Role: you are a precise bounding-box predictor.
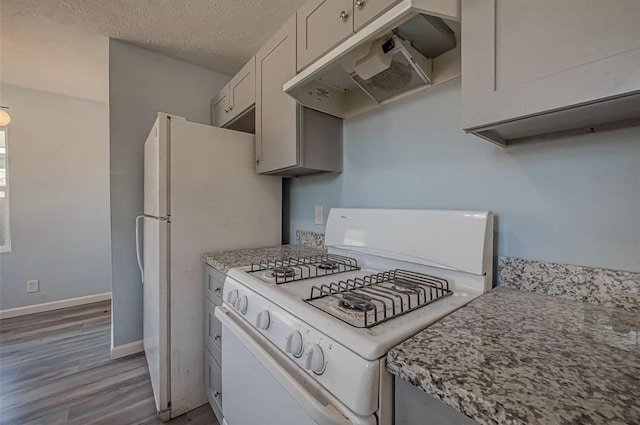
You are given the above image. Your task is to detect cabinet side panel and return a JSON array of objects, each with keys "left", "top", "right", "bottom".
[
  {"left": 256, "top": 16, "right": 300, "bottom": 173},
  {"left": 301, "top": 107, "right": 343, "bottom": 172}
]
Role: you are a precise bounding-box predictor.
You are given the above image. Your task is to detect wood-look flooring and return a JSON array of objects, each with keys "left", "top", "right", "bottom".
[{"left": 0, "top": 301, "right": 218, "bottom": 425}]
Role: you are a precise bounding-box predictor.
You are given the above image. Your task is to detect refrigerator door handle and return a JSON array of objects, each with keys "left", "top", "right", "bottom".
[{"left": 135, "top": 215, "right": 145, "bottom": 283}]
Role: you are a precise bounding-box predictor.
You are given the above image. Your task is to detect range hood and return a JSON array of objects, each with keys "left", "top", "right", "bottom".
[
  {"left": 349, "top": 33, "right": 434, "bottom": 103},
  {"left": 283, "top": 0, "right": 460, "bottom": 119}
]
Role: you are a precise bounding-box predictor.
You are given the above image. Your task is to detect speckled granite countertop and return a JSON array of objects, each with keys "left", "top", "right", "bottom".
[
  {"left": 202, "top": 245, "right": 325, "bottom": 273},
  {"left": 388, "top": 287, "right": 640, "bottom": 425}
]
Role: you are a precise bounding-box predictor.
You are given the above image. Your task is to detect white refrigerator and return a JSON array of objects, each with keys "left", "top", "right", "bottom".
[{"left": 136, "top": 113, "right": 281, "bottom": 419}]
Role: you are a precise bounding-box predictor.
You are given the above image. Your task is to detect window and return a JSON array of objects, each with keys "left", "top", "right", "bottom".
[{"left": 0, "top": 128, "right": 10, "bottom": 252}]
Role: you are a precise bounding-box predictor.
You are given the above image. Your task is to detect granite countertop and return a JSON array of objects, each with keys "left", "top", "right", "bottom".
[
  {"left": 387, "top": 286, "right": 640, "bottom": 425},
  {"left": 202, "top": 244, "right": 326, "bottom": 273}
]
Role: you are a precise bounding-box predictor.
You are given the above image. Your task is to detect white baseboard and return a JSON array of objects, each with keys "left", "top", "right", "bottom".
[
  {"left": 110, "top": 339, "right": 144, "bottom": 360},
  {"left": 0, "top": 292, "right": 112, "bottom": 320}
]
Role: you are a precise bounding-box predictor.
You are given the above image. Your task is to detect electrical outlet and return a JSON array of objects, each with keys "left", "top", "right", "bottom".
[
  {"left": 27, "top": 280, "right": 39, "bottom": 293},
  {"left": 314, "top": 205, "right": 324, "bottom": 225}
]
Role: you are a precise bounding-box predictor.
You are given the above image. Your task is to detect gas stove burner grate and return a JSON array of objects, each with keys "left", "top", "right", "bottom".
[
  {"left": 271, "top": 267, "right": 296, "bottom": 279},
  {"left": 339, "top": 293, "right": 376, "bottom": 312},
  {"left": 317, "top": 260, "right": 340, "bottom": 270},
  {"left": 305, "top": 270, "right": 452, "bottom": 328},
  {"left": 249, "top": 254, "right": 360, "bottom": 284}
]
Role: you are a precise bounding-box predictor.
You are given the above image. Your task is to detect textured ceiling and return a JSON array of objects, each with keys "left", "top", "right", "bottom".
[{"left": 1, "top": 0, "right": 306, "bottom": 75}]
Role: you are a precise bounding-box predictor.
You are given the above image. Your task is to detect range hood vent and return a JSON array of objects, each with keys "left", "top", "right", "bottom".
[
  {"left": 284, "top": 0, "right": 461, "bottom": 119},
  {"left": 349, "top": 34, "right": 433, "bottom": 103},
  {"left": 395, "top": 13, "right": 456, "bottom": 58}
]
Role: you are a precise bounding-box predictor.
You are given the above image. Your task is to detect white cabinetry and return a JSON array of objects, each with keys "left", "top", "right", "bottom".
[
  {"left": 353, "top": 0, "right": 400, "bottom": 31},
  {"left": 297, "top": 0, "right": 354, "bottom": 71},
  {"left": 228, "top": 57, "right": 256, "bottom": 120},
  {"left": 296, "top": 0, "right": 400, "bottom": 71},
  {"left": 211, "top": 57, "right": 256, "bottom": 132},
  {"left": 462, "top": 0, "right": 640, "bottom": 145},
  {"left": 256, "top": 16, "right": 299, "bottom": 173},
  {"left": 256, "top": 15, "right": 343, "bottom": 176},
  {"left": 211, "top": 85, "right": 230, "bottom": 128},
  {"left": 203, "top": 264, "right": 225, "bottom": 423}
]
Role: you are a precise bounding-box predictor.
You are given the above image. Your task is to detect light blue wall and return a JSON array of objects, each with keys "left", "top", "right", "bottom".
[
  {"left": 286, "top": 80, "right": 640, "bottom": 273},
  {"left": 109, "top": 41, "right": 230, "bottom": 347},
  {"left": 0, "top": 85, "right": 112, "bottom": 310}
]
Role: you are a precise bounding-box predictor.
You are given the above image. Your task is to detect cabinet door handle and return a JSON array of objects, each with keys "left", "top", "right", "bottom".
[
  {"left": 214, "top": 334, "right": 221, "bottom": 341},
  {"left": 214, "top": 286, "right": 221, "bottom": 293},
  {"left": 224, "top": 107, "right": 229, "bottom": 113},
  {"left": 214, "top": 391, "right": 221, "bottom": 398},
  {"left": 339, "top": 10, "right": 349, "bottom": 21},
  {"left": 355, "top": 0, "right": 365, "bottom": 9}
]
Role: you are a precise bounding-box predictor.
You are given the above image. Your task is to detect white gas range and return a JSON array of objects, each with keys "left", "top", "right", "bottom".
[{"left": 215, "top": 208, "right": 493, "bottom": 425}]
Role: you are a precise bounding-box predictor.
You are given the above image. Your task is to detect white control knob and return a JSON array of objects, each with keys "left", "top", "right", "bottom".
[
  {"left": 255, "top": 310, "right": 270, "bottom": 330},
  {"left": 285, "top": 331, "right": 303, "bottom": 357},
  {"left": 304, "top": 344, "right": 325, "bottom": 374},
  {"left": 235, "top": 295, "right": 248, "bottom": 314},
  {"left": 226, "top": 289, "right": 238, "bottom": 305}
]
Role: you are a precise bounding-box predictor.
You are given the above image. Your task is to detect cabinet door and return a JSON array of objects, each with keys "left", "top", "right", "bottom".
[
  {"left": 205, "top": 298, "right": 222, "bottom": 365},
  {"left": 297, "top": 0, "right": 354, "bottom": 71},
  {"left": 211, "top": 84, "right": 230, "bottom": 127},
  {"left": 462, "top": 0, "right": 640, "bottom": 132},
  {"left": 256, "top": 16, "right": 299, "bottom": 174},
  {"left": 228, "top": 56, "right": 256, "bottom": 122},
  {"left": 204, "top": 264, "right": 225, "bottom": 305},
  {"left": 205, "top": 348, "right": 223, "bottom": 423},
  {"left": 353, "top": 0, "right": 399, "bottom": 31}
]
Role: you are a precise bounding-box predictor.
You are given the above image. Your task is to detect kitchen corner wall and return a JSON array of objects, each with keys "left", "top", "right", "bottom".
[
  {"left": 285, "top": 80, "right": 640, "bottom": 273},
  {"left": 109, "top": 40, "right": 230, "bottom": 347}
]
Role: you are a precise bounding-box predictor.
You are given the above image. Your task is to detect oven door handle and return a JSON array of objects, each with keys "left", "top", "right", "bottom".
[{"left": 216, "top": 306, "right": 353, "bottom": 425}]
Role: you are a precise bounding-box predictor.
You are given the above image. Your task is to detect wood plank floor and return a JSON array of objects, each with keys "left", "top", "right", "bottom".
[{"left": 0, "top": 301, "right": 218, "bottom": 425}]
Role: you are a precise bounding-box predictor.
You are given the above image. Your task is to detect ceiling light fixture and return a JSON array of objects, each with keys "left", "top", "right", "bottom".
[{"left": 0, "top": 107, "right": 10, "bottom": 126}]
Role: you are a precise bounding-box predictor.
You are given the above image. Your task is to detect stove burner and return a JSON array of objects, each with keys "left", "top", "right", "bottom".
[
  {"left": 317, "top": 260, "right": 339, "bottom": 270},
  {"left": 339, "top": 293, "right": 375, "bottom": 312},
  {"left": 390, "top": 280, "right": 420, "bottom": 293},
  {"left": 306, "top": 270, "right": 452, "bottom": 328},
  {"left": 271, "top": 267, "right": 295, "bottom": 279}
]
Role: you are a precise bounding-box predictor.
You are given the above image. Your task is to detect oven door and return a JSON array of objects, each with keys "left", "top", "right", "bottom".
[{"left": 215, "top": 306, "right": 377, "bottom": 425}]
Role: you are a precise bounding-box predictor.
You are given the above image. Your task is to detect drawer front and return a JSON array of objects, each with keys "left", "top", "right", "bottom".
[
  {"left": 204, "top": 264, "right": 225, "bottom": 305},
  {"left": 205, "top": 298, "right": 222, "bottom": 365},
  {"left": 205, "top": 348, "right": 223, "bottom": 422}
]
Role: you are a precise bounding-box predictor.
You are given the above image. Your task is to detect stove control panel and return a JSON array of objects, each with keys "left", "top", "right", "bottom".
[{"left": 222, "top": 276, "right": 380, "bottom": 416}]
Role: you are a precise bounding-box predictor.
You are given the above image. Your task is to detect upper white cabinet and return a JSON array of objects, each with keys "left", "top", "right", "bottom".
[
  {"left": 211, "top": 85, "right": 230, "bottom": 127},
  {"left": 297, "top": 0, "right": 355, "bottom": 72},
  {"left": 462, "top": 0, "right": 640, "bottom": 145},
  {"left": 229, "top": 56, "right": 256, "bottom": 120},
  {"left": 353, "top": 0, "right": 400, "bottom": 31},
  {"left": 256, "top": 15, "right": 344, "bottom": 176},
  {"left": 256, "top": 16, "right": 300, "bottom": 173},
  {"left": 211, "top": 57, "right": 256, "bottom": 132},
  {"left": 228, "top": 57, "right": 256, "bottom": 120}
]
